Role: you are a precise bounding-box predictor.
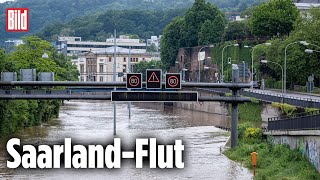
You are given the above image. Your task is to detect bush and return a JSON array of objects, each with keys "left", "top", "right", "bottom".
[
  {"left": 244, "top": 127, "right": 262, "bottom": 143},
  {"left": 272, "top": 102, "right": 297, "bottom": 116}
]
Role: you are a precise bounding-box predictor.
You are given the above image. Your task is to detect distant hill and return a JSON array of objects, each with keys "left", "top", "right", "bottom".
[{"left": 0, "top": 0, "right": 265, "bottom": 44}]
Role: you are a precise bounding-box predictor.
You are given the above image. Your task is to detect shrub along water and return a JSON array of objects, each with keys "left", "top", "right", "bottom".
[{"left": 0, "top": 36, "right": 79, "bottom": 137}]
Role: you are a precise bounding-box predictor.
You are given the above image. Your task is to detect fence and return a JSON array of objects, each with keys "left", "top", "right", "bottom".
[{"left": 268, "top": 110, "right": 320, "bottom": 131}]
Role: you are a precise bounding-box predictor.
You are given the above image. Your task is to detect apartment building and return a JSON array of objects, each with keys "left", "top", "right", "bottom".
[
  {"left": 72, "top": 46, "right": 160, "bottom": 82},
  {"left": 54, "top": 36, "right": 147, "bottom": 56}
]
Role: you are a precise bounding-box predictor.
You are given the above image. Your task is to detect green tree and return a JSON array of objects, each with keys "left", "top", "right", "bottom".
[
  {"left": 250, "top": 0, "right": 299, "bottom": 37},
  {"left": 160, "top": 17, "right": 185, "bottom": 69},
  {"left": 184, "top": 0, "right": 226, "bottom": 47},
  {"left": 223, "top": 20, "right": 251, "bottom": 41},
  {"left": 198, "top": 15, "right": 225, "bottom": 45},
  {"left": 260, "top": 8, "right": 320, "bottom": 88},
  {"left": 133, "top": 60, "right": 163, "bottom": 80}
]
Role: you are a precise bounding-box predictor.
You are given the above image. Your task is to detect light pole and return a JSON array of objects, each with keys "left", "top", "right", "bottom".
[
  {"left": 305, "top": 49, "right": 320, "bottom": 54},
  {"left": 284, "top": 41, "right": 308, "bottom": 94},
  {"left": 198, "top": 45, "right": 214, "bottom": 82},
  {"left": 221, "top": 43, "right": 239, "bottom": 82},
  {"left": 261, "top": 60, "right": 284, "bottom": 102},
  {"left": 249, "top": 43, "right": 272, "bottom": 87}
]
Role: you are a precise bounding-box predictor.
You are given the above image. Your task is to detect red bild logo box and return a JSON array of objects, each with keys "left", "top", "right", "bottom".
[{"left": 6, "top": 8, "right": 29, "bottom": 32}]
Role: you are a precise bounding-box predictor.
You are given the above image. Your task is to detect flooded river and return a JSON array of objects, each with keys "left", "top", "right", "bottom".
[{"left": 0, "top": 101, "right": 251, "bottom": 179}]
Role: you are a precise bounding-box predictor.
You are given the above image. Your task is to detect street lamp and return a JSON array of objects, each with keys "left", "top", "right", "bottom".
[
  {"left": 221, "top": 43, "right": 239, "bottom": 82},
  {"left": 305, "top": 49, "right": 320, "bottom": 53},
  {"left": 249, "top": 43, "right": 272, "bottom": 86},
  {"left": 260, "top": 60, "right": 284, "bottom": 102},
  {"left": 198, "top": 45, "right": 214, "bottom": 82}
]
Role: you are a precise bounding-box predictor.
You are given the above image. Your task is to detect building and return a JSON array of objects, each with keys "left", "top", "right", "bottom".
[
  {"left": 4, "top": 39, "right": 24, "bottom": 53},
  {"left": 71, "top": 46, "right": 160, "bottom": 82},
  {"left": 54, "top": 36, "right": 147, "bottom": 56},
  {"left": 146, "top": 35, "right": 161, "bottom": 51},
  {"left": 294, "top": 0, "right": 320, "bottom": 10}
]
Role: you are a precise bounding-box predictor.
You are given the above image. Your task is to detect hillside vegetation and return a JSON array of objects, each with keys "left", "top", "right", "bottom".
[{"left": 0, "top": 0, "right": 265, "bottom": 43}]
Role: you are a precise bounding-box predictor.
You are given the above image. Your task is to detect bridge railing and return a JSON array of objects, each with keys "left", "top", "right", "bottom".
[{"left": 268, "top": 110, "right": 320, "bottom": 131}]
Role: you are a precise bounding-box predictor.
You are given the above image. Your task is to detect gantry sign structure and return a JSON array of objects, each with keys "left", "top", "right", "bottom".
[{"left": 0, "top": 68, "right": 250, "bottom": 147}]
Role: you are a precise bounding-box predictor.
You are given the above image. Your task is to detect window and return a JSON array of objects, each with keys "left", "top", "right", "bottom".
[
  {"left": 123, "top": 58, "right": 126, "bottom": 62},
  {"left": 142, "top": 58, "right": 145, "bottom": 61},
  {"left": 99, "top": 64, "right": 103, "bottom": 73},
  {"left": 130, "top": 58, "right": 133, "bottom": 62},
  {"left": 109, "top": 57, "right": 112, "bottom": 62},
  {"left": 100, "top": 76, "right": 103, "bottom": 82},
  {"left": 80, "top": 76, "right": 84, "bottom": 82},
  {"left": 80, "top": 64, "right": 84, "bottom": 73}
]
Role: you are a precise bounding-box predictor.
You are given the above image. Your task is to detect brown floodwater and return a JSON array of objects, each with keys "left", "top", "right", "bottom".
[{"left": 0, "top": 101, "right": 252, "bottom": 179}]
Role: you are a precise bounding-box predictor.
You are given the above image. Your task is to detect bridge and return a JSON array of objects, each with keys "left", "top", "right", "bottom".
[{"left": 197, "top": 87, "right": 320, "bottom": 108}]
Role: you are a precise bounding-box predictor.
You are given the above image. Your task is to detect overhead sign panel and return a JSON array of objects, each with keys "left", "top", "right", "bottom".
[
  {"left": 126, "top": 73, "right": 142, "bottom": 89},
  {"left": 111, "top": 91, "right": 198, "bottom": 102},
  {"left": 146, "top": 69, "right": 162, "bottom": 89},
  {"left": 165, "top": 73, "right": 181, "bottom": 89}
]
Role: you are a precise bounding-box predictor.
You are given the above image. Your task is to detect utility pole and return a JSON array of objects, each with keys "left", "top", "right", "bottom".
[
  {"left": 231, "top": 64, "right": 239, "bottom": 148},
  {"left": 113, "top": 29, "right": 117, "bottom": 136},
  {"left": 128, "top": 46, "right": 131, "bottom": 119}
]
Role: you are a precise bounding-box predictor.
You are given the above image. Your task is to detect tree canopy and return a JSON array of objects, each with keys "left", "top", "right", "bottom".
[
  {"left": 160, "top": 0, "right": 226, "bottom": 69},
  {"left": 0, "top": 0, "right": 265, "bottom": 44},
  {"left": 250, "top": 0, "right": 299, "bottom": 37}
]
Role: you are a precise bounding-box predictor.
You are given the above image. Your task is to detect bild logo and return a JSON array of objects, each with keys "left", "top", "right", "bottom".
[{"left": 6, "top": 8, "right": 29, "bottom": 32}]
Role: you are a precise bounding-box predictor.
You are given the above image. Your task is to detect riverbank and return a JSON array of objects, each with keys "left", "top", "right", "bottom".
[
  {"left": 224, "top": 101, "right": 320, "bottom": 179},
  {"left": 0, "top": 100, "right": 61, "bottom": 137}
]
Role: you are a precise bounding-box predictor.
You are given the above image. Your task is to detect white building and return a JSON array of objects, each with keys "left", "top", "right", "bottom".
[
  {"left": 71, "top": 46, "right": 160, "bottom": 82},
  {"left": 55, "top": 36, "right": 147, "bottom": 56},
  {"left": 295, "top": 3, "right": 320, "bottom": 10},
  {"left": 4, "top": 39, "right": 24, "bottom": 53},
  {"left": 146, "top": 35, "right": 161, "bottom": 51}
]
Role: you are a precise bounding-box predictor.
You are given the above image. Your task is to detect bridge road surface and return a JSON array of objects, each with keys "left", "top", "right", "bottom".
[
  {"left": 0, "top": 101, "right": 252, "bottom": 179},
  {"left": 245, "top": 88, "right": 320, "bottom": 102}
]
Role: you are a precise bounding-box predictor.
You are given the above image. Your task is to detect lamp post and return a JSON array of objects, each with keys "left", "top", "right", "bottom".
[
  {"left": 221, "top": 43, "right": 239, "bottom": 82},
  {"left": 249, "top": 43, "right": 272, "bottom": 87},
  {"left": 284, "top": 41, "right": 308, "bottom": 94},
  {"left": 261, "top": 60, "right": 284, "bottom": 102},
  {"left": 198, "top": 45, "right": 214, "bottom": 82},
  {"left": 305, "top": 49, "right": 320, "bottom": 53}
]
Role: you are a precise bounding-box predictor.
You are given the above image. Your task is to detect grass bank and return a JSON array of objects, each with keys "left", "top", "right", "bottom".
[{"left": 225, "top": 101, "right": 320, "bottom": 179}]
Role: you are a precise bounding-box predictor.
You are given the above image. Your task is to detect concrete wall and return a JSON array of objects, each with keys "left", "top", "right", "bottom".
[{"left": 272, "top": 135, "right": 320, "bottom": 172}]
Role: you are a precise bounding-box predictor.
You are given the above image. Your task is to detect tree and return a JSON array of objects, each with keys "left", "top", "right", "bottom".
[
  {"left": 133, "top": 60, "right": 163, "bottom": 80},
  {"left": 250, "top": 0, "right": 299, "bottom": 37},
  {"left": 223, "top": 20, "right": 251, "bottom": 41},
  {"left": 184, "top": 0, "right": 226, "bottom": 47},
  {"left": 161, "top": 0, "right": 226, "bottom": 70},
  {"left": 160, "top": 17, "right": 185, "bottom": 69},
  {"left": 262, "top": 8, "right": 320, "bottom": 87},
  {"left": 198, "top": 15, "right": 225, "bottom": 45}
]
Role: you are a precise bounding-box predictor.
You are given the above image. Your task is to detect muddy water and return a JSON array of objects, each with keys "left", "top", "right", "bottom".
[{"left": 0, "top": 101, "right": 251, "bottom": 180}]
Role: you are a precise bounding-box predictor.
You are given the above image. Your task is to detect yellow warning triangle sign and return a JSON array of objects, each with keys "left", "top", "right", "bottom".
[{"left": 148, "top": 72, "right": 160, "bottom": 82}]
